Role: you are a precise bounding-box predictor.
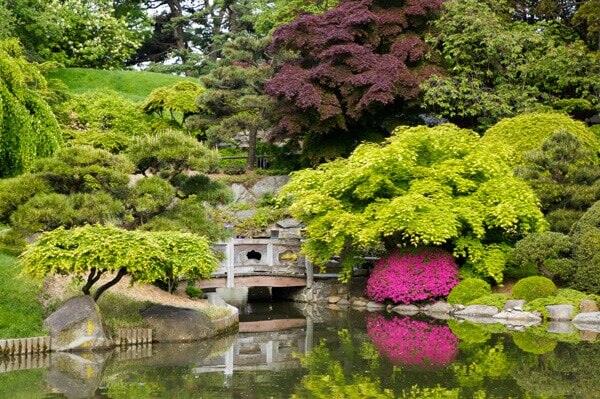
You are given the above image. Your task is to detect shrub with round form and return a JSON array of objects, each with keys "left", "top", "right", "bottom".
[
  {"left": 482, "top": 112, "right": 599, "bottom": 165},
  {"left": 367, "top": 314, "right": 459, "bottom": 368},
  {"left": 512, "top": 276, "right": 557, "bottom": 302},
  {"left": 447, "top": 278, "right": 492, "bottom": 305},
  {"left": 365, "top": 248, "right": 459, "bottom": 304}
]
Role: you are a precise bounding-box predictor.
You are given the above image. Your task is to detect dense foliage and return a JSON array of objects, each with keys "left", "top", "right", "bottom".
[
  {"left": 446, "top": 278, "right": 492, "bottom": 305},
  {"left": 0, "top": 39, "right": 62, "bottom": 177},
  {"left": 20, "top": 225, "right": 219, "bottom": 300},
  {"left": 515, "top": 130, "right": 600, "bottom": 233},
  {"left": 365, "top": 248, "right": 458, "bottom": 304},
  {"left": 266, "top": 0, "right": 444, "bottom": 162},
  {"left": 58, "top": 90, "right": 161, "bottom": 153},
  {"left": 481, "top": 112, "right": 599, "bottom": 165},
  {"left": 423, "top": 0, "right": 600, "bottom": 129},
  {"left": 280, "top": 124, "right": 547, "bottom": 281},
  {"left": 512, "top": 276, "right": 558, "bottom": 302}
]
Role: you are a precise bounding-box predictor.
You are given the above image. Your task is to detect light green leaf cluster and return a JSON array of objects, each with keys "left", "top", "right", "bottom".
[
  {"left": 142, "top": 81, "right": 205, "bottom": 121},
  {"left": 20, "top": 225, "right": 219, "bottom": 285},
  {"left": 253, "top": 0, "right": 339, "bottom": 35},
  {"left": 0, "top": 39, "right": 62, "bottom": 177},
  {"left": 482, "top": 112, "right": 599, "bottom": 165},
  {"left": 281, "top": 124, "right": 547, "bottom": 282}
]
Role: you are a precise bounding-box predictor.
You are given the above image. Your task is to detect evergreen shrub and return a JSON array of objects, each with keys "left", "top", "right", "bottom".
[
  {"left": 447, "top": 278, "right": 491, "bottom": 305},
  {"left": 571, "top": 262, "right": 600, "bottom": 295},
  {"left": 512, "top": 276, "right": 557, "bottom": 301},
  {"left": 365, "top": 248, "right": 459, "bottom": 304}
]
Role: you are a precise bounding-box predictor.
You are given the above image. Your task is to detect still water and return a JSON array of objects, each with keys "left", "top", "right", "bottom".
[{"left": 1, "top": 302, "right": 599, "bottom": 398}]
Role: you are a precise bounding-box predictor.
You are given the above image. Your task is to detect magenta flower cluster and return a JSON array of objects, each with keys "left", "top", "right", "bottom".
[
  {"left": 365, "top": 248, "right": 459, "bottom": 304},
  {"left": 366, "top": 314, "right": 459, "bottom": 368}
]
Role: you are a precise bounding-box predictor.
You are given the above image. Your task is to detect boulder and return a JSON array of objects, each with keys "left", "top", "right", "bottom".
[
  {"left": 503, "top": 299, "right": 526, "bottom": 311},
  {"left": 140, "top": 305, "right": 214, "bottom": 342},
  {"left": 391, "top": 304, "right": 419, "bottom": 316},
  {"left": 44, "top": 295, "right": 112, "bottom": 352},
  {"left": 493, "top": 310, "right": 542, "bottom": 324},
  {"left": 337, "top": 299, "right": 350, "bottom": 307},
  {"left": 249, "top": 176, "right": 290, "bottom": 199},
  {"left": 580, "top": 299, "right": 599, "bottom": 313},
  {"left": 454, "top": 305, "right": 499, "bottom": 317},
  {"left": 572, "top": 312, "right": 600, "bottom": 333},
  {"left": 350, "top": 297, "right": 368, "bottom": 307},
  {"left": 580, "top": 330, "right": 598, "bottom": 342},
  {"left": 423, "top": 301, "right": 454, "bottom": 314},
  {"left": 276, "top": 218, "right": 302, "bottom": 229},
  {"left": 327, "top": 296, "right": 342, "bottom": 304},
  {"left": 547, "top": 321, "right": 574, "bottom": 334},
  {"left": 546, "top": 304, "right": 574, "bottom": 321},
  {"left": 48, "top": 351, "right": 110, "bottom": 399},
  {"left": 230, "top": 183, "right": 255, "bottom": 203},
  {"left": 366, "top": 302, "right": 386, "bottom": 311}
]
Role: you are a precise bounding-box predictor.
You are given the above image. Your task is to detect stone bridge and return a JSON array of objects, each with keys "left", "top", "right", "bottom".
[{"left": 198, "top": 238, "right": 317, "bottom": 289}]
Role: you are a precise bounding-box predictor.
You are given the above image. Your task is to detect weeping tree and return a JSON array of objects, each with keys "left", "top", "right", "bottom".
[
  {"left": 20, "top": 225, "right": 220, "bottom": 300},
  {"left": 0, "top": 39, "right": 62, "bottom": 177}
]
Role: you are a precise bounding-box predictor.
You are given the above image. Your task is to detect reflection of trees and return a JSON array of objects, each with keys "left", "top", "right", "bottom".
[
  {"left": 366, "top": 314, "right": 459, "bottom": 368},
  {"left": 291, "top": 340, "right": 395, "bottom": 399},
  {"left": 513, "top": 343, "right": 600, "bottom": 398}
]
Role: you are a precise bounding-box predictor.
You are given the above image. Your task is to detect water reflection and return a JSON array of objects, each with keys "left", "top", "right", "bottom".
[
  {"left": 0, "top": 306, "right": 600, "bottom": 398},
  {"left": 366, "top": 314, "right": 459, "bottom": 368}
]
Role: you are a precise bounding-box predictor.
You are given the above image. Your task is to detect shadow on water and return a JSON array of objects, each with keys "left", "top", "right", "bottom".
[{"left": 2, "top": 303, "right": 600, "bottom": 398}]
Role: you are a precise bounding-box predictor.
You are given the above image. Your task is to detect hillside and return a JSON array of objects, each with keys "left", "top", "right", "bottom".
[{"left": 46, "top": 68, "right": 197, "bottom": 102}]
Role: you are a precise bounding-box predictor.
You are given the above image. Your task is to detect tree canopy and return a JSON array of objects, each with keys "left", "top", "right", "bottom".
[
  {"left": 0, "top": 39, "right": 62, "bottom": 177},
  {"left": 280, "top": 124, "right": 547, "bottom": 282},
  {"left": 266, "top": 0, "right": 444, "bottom": 163},
  {"left": 422, "top": 0, "right": 600, "bottom": 129},
  {"left": 20, "top": 225, "right": 219, "bottom": 300}
]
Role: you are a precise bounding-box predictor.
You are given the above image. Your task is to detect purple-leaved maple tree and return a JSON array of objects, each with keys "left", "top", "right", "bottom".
[{"left": 266, "top": 0, "right": 443, "bottom": 162}]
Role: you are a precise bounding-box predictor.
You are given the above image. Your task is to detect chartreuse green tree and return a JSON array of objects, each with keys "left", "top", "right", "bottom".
[
  {"left": 20, "top": 225, "right": 220, "bottom": 299},
  {"left": 58, "top": 90, "right": 163, "bottom": 153},
  {"left": 481, "top": 112, "right": 599, "bottom": 165},
  {"left": 279, "top": 124, "right": 547, "bottom": 282},
  {"left": 142, "top": 81, "right": 205, "bottom": 127},
  {"left": 253, "top": 0, "right": 338, "bottom": 35},
  {"left": 0, "top": 39, "right": 62, "bottom": 177},
  {"left": 422, "top": 0, "right": 600, "bottom": 129}
]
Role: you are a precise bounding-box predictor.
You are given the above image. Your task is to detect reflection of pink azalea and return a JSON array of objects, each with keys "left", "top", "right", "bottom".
[
  {"left": 365, "top": 248, "right": 458, "bottom": 304},
  {"left": 367, "top": 314, "right": 459, "bottom": 367}
]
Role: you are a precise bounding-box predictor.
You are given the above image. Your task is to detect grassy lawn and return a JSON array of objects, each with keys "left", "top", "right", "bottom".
[
  {"left": 46, "top": 67, "right": 196, "bottom": 102},
  {"left": 0, "top": 253, "right": 46, "bottom": 338}
]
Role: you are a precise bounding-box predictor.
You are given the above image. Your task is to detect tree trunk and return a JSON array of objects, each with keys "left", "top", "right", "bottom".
[
  {"left": 247, "top": 126, "right": 258, "bottom": 170},
  {"left": 92, "top": 268, "right": 127, "bottom": 301},
  {"left": 82, "top": 268, "right": 104, "bottom": 296}
]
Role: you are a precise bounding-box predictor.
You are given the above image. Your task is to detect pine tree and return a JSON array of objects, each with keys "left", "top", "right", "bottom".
[{"left": 196, "top": 35, "right": 275, "bottom": 170}]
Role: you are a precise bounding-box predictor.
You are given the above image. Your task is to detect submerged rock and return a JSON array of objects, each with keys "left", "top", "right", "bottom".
[
  {"left": 454, "top": 305, "right": 499, "bottom": 317},
  {"left": 44, "top": 295, "right": 112, "bottom": 352}
]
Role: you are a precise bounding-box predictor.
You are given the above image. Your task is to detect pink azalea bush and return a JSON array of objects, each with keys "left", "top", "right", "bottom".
[
  {"left": 366, "top": 313, "right": 459, "bottom": 367},
  {"left": 365, "top": 247, "right": 459, "bottom": 304}
]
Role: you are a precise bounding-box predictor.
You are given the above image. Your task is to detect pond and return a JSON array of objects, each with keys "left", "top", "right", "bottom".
[{"left": 1, "top": 302, "right": 599, "bottom": 398}]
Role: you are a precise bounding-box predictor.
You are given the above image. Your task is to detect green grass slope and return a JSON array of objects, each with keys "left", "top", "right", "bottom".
[
  {"left": 0, "top": 253, "right": 45, "bottom": 338},
  {"left": 47, "top": 67, "right": 197, "bottom": 102}
]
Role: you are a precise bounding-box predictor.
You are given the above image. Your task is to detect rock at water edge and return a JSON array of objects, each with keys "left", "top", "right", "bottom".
[{"left": 44, "top": 295, "right": 112, "bottom": 352}]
